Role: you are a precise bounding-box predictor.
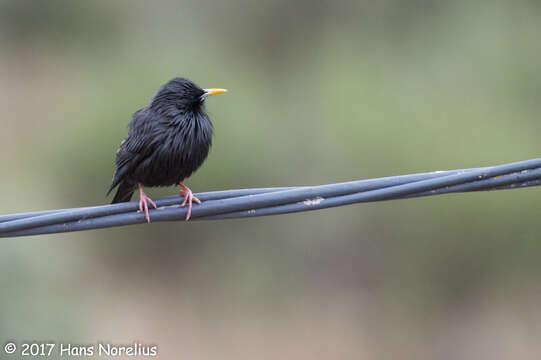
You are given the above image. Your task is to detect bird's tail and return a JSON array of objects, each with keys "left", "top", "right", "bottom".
[{"left": 111, "top": 182, "right": 136, "bottom": 203}]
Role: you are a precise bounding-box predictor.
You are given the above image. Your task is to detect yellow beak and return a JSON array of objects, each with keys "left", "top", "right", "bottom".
[{"left": 204, "top": 88, "right": 228, "bottom": 96}]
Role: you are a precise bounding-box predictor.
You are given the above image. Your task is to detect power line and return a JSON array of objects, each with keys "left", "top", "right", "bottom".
[{"left": 1, "top": 158, "right": 541, "bottom": 238}]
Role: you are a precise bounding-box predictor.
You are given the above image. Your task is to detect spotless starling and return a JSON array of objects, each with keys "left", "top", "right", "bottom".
[{"left": 107, "top": 78, "right": 227, "bottom": 222}]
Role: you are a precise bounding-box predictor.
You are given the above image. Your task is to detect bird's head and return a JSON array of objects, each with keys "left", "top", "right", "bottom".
[{"left": 150, "top": 77, "right": 227, "bottom": 115}]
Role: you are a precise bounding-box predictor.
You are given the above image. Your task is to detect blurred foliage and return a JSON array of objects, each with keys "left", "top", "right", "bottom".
[
  {"left": 0, "top": 0, "right": 120, "bottom": 47},
  {"left": 1, "top": 0, "right": 541, "bottom": 358}
]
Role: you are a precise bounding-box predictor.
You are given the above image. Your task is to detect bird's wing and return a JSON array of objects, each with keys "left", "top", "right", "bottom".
[{"left": 108, "top": 108, "right": 165, "bottom": 194}]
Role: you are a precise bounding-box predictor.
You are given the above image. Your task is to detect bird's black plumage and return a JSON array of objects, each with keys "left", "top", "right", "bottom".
[{"left": 108, "top": 78, "right": 218, "bottom": 205}]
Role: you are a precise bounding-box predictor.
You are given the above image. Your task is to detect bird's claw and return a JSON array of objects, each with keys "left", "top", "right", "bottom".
[
  {"left": 178, "top": 184, "right": 200, "bottom": 221},
  {"left": 138, "top": 185, "right": 157, "bottom": 223}
]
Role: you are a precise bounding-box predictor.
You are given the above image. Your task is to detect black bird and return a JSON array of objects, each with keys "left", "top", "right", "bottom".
[{"left": 108, "top": 77, "right": 227, "bottom": 222}]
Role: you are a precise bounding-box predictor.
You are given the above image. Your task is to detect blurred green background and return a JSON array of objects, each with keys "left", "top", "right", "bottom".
[{"left": 1, "top": 0, "right": 541, "bottom": 358}]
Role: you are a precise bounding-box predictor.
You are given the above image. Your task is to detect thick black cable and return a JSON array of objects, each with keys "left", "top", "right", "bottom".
[
  {"left": 1, "top": 158, "right": 540, "bottom": 238},
  {"left": 205, "top": 167, "right": 541, "bottom": 219},
  {"left": 0, "top": 168, "right": 468, "bottom": 234}
]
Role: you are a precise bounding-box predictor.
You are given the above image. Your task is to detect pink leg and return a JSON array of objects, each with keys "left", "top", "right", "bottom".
[
  {"left": 178, "top": 183, "right": 201, "bottom": 221},
  {"left": 138, "top": 183, "right": 157, "bottom": 223}
]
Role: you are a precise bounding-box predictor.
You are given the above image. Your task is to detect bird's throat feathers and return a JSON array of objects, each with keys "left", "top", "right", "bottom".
[{"left": 146, "top": 77, "right": 214, "bottom": 150}]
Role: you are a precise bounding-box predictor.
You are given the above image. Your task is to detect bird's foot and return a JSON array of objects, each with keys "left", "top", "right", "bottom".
[
  {"left": 178, "top": 184, "right": 200, "bottom": 221},
  {"left": 138, "top": 183, "right": 157, "bottom": 223}
]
